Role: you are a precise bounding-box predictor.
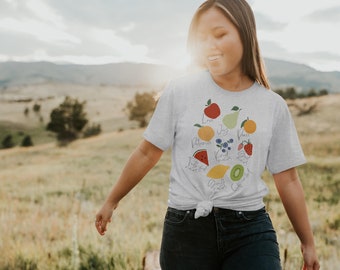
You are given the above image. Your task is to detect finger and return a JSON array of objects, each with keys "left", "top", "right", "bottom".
[
  {"left": 95, "top": 220, "right": 104, "bottom": 234},
  {"left": 101, "top": 220, "right": 108, "bottom": 233},
  {"left": 302, "top": 264, "right": 313, "bottom": 270},
  {"left": 95, "top": 218, "right": 107, "bottom": 235},
  {"left": 98, "top": 219, "right": 110, "bottom": 235}
]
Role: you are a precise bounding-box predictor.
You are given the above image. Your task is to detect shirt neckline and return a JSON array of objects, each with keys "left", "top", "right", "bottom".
[{"left": 206, "top": 70, "right": 258, "bottom": 96}]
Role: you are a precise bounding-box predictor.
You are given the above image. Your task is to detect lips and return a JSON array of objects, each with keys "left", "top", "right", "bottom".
[{"left": 208, "top": 54, "right": 222, "bottom": 61}]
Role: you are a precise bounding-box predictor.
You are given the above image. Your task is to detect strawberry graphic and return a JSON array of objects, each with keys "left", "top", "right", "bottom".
[{"left": 244, "top": 142, "right": 253, "bottom": 156}]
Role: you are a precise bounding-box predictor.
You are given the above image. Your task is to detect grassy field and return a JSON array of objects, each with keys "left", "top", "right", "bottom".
[{"left": 0, "top": 90, "right": 339, "bottom": 269}]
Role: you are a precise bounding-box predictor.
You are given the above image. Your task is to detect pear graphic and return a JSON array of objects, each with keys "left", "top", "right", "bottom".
[{"left": 223, "top": 106, "right": 240, "bottom": 129}]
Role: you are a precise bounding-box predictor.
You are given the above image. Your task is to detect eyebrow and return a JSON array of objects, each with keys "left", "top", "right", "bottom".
[
  {"left": 197, "top": 26, "right": 226, "bottom": 34},
  {"left": 212, "top": 26, "right": 226, "bottom": 30}
]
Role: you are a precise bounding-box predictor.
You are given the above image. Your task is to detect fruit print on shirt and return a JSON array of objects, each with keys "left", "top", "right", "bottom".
[
  {"left": 194, "top": 124, "right": 215, "bottom": 141},
  {"left": 204, "top": 99, "right": 221, "bottom": 119},
  {"left": 187, "top": 100, "right": 258, "bottom": 194},
  {"left": 193, "top": 149, "right": 209, "bottom": 166},
  {"left": 223, "top": 106, "right": 240, "bottom": 129}
]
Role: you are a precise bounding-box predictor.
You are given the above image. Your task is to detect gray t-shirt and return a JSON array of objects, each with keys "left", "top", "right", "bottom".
[{"left": 144, "top": 70, "right": 306, "bottom": 217}]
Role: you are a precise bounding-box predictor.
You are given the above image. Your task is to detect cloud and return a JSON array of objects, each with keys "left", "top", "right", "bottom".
[
  {"left": 296, "top": 51, "right": 340, "bottom": 71},
  {"left": 0, "top": 0, "right": 339, "bottom": 71},
  {"left": 0, "top": 0, "right": 81, "bottom": 46},
  {"left": 304, "top": 5, "right": 340, "bottom": 23},
  {"left": 38, "top": 0, "right": 200, "bottom": 66},
  {"left": 88, "top": 27, "right": 150, "bottom": 61},
  {"left": 254, "top": 12, "right": 287, "bottom": 31},
  {"left": 0, "top": 17, "right": 80, "bottom": 45},
  {"left": 0, "top": 31, "right": 50, "bottom": 56},
  {"left": 26, "top": 0, "right": 65, "bottom": 28},
  {"left": 259, "top": 40, "right": 340, "bottom": 72}
]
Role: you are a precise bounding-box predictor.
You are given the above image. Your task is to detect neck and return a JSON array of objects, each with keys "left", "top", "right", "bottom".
[{"left": 212, "top": 73, "right": 253, "bottom": 92}]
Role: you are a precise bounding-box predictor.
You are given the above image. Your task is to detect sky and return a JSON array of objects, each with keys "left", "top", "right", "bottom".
[{"left": 0, "top": 0, "right": 339, "bottom": 72}]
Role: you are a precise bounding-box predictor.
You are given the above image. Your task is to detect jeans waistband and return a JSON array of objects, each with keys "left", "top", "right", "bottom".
[{"left": 167, "top": 206, "right": 266, "bottom": 220}]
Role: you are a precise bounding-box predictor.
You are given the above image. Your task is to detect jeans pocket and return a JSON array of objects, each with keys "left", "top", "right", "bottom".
[
  {"left": 164, "top": 208, "right": 190, "bottom": 225},
  {"left": 242, "top": 207, "right": 267, "bottom": 221}
]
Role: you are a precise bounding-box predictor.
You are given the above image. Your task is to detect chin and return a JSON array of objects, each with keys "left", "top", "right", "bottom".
[
  {"left": 208, "top": 68, "right": 229, "bottom": 77},
  {"left": 206, "top": 62, "right": 225, "bottom": 74}
]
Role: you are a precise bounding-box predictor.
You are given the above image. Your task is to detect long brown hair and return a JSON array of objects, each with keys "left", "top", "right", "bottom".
[{"left": 187, "top": 0, "right": 270, "bottom": 89}]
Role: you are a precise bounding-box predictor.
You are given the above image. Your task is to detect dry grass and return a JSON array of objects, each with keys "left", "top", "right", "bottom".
[
  {"left": 0, "top": 129, "right": 170, "bottom": 269},
  {"left": 0, "top": 89, "right": 339, "bottom": 269}
]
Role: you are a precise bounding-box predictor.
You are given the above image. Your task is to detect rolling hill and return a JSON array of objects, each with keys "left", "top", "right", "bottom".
[
  {"left": 0, "top": 59, "right": 339, "bottom": 93},
  {"left": 0, "top": 61, "right": 178, "bottom": 88}
]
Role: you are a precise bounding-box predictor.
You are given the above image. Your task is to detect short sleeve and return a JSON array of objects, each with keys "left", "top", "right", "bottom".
[
  {"left": 266, "top": 98, "right": 306, "bottom": 174},
  {"left": 143, "top": 81, "right": 177, "bottom": 151}
]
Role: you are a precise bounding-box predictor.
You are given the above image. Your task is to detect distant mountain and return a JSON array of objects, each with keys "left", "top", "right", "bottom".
[
  {"left": 0, "top": 61, "right": 178, "bottom": 88},
  {"left": 0, "top": 59, "right": 339, "bottom": 93},
  {"left": 264, "top": 59, "right": 340, "bottom": 93}
]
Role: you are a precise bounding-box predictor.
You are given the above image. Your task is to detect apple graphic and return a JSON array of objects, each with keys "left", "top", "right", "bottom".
[{"left": 204, "top": 99, "right": 221, "bottom": 119}]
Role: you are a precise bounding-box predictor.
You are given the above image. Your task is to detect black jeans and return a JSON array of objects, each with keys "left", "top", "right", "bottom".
[{"left": 160, "top": 207, "right": 281, "bottom": 270}]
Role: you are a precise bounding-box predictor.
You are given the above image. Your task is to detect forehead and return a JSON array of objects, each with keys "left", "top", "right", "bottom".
[{"left": 196, "top": 7, "right": 235, "bottom": 32}]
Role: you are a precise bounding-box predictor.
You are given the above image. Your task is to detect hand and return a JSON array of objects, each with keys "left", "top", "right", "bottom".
[
  {"left": 301, "top": 244, "right": 320, "bottom": 270},
  {"left": 95, "top": 202, "right": 117, "bottom": 235}
]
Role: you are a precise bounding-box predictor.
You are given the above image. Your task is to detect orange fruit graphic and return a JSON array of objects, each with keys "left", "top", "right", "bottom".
[
  {"left": 195, "top": 124, "right": 215, "bottom": 141},
  {"left": 243, "top": 119, "right": 256, "bottom": 134}
]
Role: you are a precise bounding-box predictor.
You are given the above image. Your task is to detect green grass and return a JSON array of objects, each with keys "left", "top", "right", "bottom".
[{"left": 0, "top": 120, "right": 56, "bottom": 148}]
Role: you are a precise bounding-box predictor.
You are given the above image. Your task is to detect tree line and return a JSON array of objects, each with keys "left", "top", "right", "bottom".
[{"left": 274, "top": 86, "right": 328, "bottom": 100}]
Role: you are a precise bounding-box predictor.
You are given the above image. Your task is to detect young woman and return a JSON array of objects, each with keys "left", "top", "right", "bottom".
[{"left": 95, "top": 0, "right": 320, "bottom": 269}]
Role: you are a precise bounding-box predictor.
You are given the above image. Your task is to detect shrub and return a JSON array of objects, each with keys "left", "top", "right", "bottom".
[
  {"left": 33, "top": 103, "right": 41, "bottom": 113},
  {"left": 2, "top": 134, "right": 15, "bottom": 149},
  {"left": 21, "top": 135, "right": 34, "bottom": 147},
  {"left": 24, "top": 107, "right": 29, "bottom": 117},
  {"left": 126, "top": 91, "right": 157, "bottom": 127},
  {"left": 83, "top": 123, "right": 102, "bottom": 138},
  {"left": 47, "top": 96, "right": 88, "bottom": 144},
  {"left": 78, "top": 246, "right": 118, "bottom": 270},
  {"left": 275, "top": 87, "right": 329, "bottom": 100}
]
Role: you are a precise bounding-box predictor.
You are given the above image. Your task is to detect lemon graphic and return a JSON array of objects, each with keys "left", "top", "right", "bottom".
[{"left": 207, "top": 165, "right": 230, "bottom": 179}]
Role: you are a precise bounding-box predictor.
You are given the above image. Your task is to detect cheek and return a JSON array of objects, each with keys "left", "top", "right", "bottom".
[
  {"left": 222, "top": 40, "right": 243, "bottom": 62},
  {"left": 194, "top": 43, "right": 209, "bottom": 64},
  {"left": 221, "top": 36, "right": 242, "bottom": 50}
]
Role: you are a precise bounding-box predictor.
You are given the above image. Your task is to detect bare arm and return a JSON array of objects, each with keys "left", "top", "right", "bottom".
[
  {"left": 273, "top": 167, "right": 319, "bottom": 270},
  {"left": 95, "top": 139, "right": 163, "bottom": 235}
]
